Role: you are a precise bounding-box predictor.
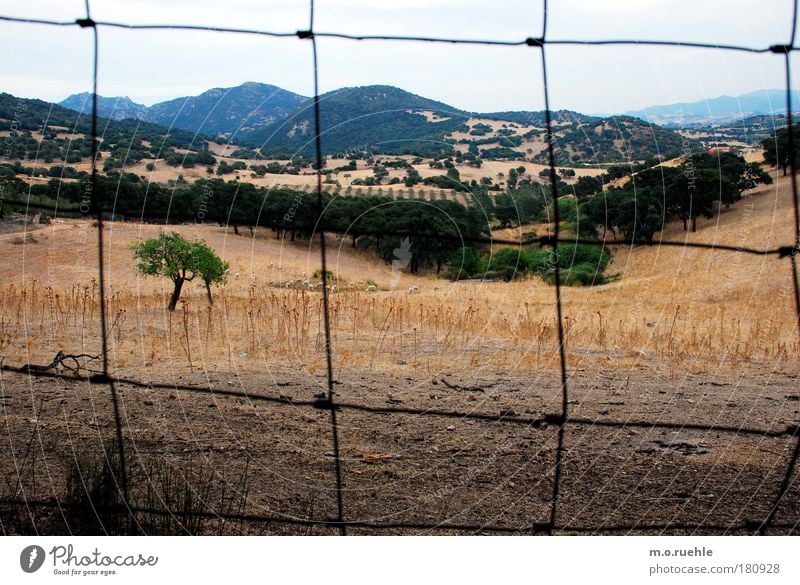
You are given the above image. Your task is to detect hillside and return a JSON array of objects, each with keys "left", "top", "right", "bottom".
[
  {"left": 678, "top": 114, "right": 791, "bottom": 148},
  {"left": 447, "top": 111, "right": 697, "bottom": 164},
  {"left": 145, "top": 82, "right": 309, "bottom": 136},
  {"left": 0, "top": 92, "right": 208, "bottom": 169},
  {"left": 60, "top": 82, "right": 309, "bottom": 137},
  {"left": 242, "top": 85, "right": 469, "bottom": 156},
  {"left": 243, "top": 85, "right": 695, "bottom": 163},
  {"left": 539, "top": 114, "right": 695, "bottom": 163},
  {"left": 55, "top": 82, "right": 698, "bottom": 163}
]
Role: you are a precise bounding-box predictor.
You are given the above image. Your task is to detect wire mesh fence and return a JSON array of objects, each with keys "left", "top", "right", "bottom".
[{"left": 0, "top": 0, "right": 799, "bottom": 535}]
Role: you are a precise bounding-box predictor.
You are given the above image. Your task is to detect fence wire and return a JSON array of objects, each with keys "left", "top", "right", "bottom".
[{"left": 0, "top": 0, "right": 799, "bottom": 535}]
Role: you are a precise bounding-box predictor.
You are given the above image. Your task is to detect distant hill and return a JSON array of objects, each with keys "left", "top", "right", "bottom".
[
  {"left": 624, "top": 89, "right": 800, "bottom": 126},
  {"left": 539, "top": 114, "right": 695, "bottom": 164},
  {"left": 478, "top": 110, "right": 694, "bottom": 163},
  {"left": 483, "top": 110, "right": 598, "bottom": 127},
  {"left": 60, "top": 82, "right": 309, "bottom": 137},
  {"left": 60, "top": 93, "right": 148, "bottom": 121},
  {"left": 244, "top": 86, "right": 695, "bottom": 162},
  {"left": 241, "top": 85, "right": 470, "bottom": 156},
  {"left": 145, "top": 82, "right": 309, "bottom": 136},
  {"left": 54, "top": 82, "right": 698, "bottom": 163},
  {"left": 0, "top": 92, "right": 208, "bottom": 173},
  {"left": 1, "top": 92, "right": 204, "bottom": 148}
]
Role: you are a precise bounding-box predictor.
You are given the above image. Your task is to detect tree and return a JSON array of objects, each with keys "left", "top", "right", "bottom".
[
  {"left": 761, "top": 125, "right": 800, "bottom": 176},
  {"left": 601, "top": 187, "right": 665, "bottom": 244},
  {"left": 193, "top": 240, "right": 230, "bottom": 304},
  {"left": 132, "top": 233, "right": 227, "bottom": 310}
]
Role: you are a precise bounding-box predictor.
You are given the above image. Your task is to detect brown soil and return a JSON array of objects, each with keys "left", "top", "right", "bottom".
[{"left": 1, "top": 359, "right": 798, "bottom": 535}]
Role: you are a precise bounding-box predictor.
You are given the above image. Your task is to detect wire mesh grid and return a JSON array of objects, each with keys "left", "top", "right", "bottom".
[{"left": 0, "top": 0, "right": 799, "bottom": 535}]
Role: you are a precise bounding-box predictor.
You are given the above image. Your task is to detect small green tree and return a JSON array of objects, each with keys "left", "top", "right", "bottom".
[
  {"left": 193, "top": 240, "right": 229, "bottom": 304},
  {"left": 132, "top": 233, "right": 227, "bottom": 310}
]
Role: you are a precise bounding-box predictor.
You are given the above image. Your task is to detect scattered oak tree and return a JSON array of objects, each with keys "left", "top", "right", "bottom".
[
  {"left": 193, "top": 239, "right": 230, "bottom": 304},
  {"left": 761, "top": 125, "right": 800, "bottom": 176},
  {"left": 132, "top": 232, "right": 228, "bottom": 310}
]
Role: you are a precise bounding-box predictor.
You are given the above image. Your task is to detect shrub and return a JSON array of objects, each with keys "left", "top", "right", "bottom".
[{"left": 476, "top": 243, "right": 611, "bottom": 285}]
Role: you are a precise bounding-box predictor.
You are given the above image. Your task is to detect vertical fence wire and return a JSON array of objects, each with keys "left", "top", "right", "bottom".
[
  {"left": 79, "top": 0, "right": 131, "bottom": 529},
  {"left": 306, "top": 0, "right": 347, "bottom": 535},
  {"left": 758, "top": 0, "right": 800, "bottom": 535},
  {"left": 537, "top": 0, "right": 570, "bottom": 536}
]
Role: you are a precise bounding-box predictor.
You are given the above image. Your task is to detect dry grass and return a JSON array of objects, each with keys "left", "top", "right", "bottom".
[{"left": 1, "top": 169, "right": 798, "bottom": 380}]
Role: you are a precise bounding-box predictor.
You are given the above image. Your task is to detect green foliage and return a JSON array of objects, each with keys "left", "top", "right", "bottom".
[
  {"left": 192, "top": 240, "right": 230, "bottom": 304},
  {"left": 133, "top": 232, "right": 197, "bottom": 277},
  {"left": 479, "top": 146, "right": 524, "bottom": 160},
  {"left": 494, "top": 187, "right": 547, "bottom": 227},
  {"left": 446, "top": 246, "right": 480, "bottom": 280},
  {"left": 482, "top": 247, "right": 534, "bottom": 281},
  {"left": 472, "top": 243, "right": 612, "bottom": 285},
  {"left": 132, "top": 233, "right": 227, "bottom": 309},
  {"left": 556, "top": 197, "right": 577, "bottom": 223},
  {"left": 248, "top": 85, "right": 466, "bottom": 157},
  {"left": 761, "top": 124, "right": 800, "bottom": 175},
  {"left": 312, "top": 269, "right": 337, "bottom": 281},
  {"left": 469, "top": 123, "right": 493, "bottom": 136},
  {"left": 582, "top": 152, "right": 772, "bottom": 239},
  {"left": 217, "top": 161, "right": 234, "bottom": 175},
  {"left": 230, "top": 148, "right": 263, "bottom": 160}
]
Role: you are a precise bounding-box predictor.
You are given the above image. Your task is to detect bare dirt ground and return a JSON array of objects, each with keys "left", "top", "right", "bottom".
[
  {"left": 1, "top": 169, "right": 799, "bottom": 535},
  {"left": 1, "top": 362, "right": 798, "bottom": 534}
]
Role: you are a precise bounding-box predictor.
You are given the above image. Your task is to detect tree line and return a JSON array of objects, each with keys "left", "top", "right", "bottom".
[
  {"left": 580, "top": 152, "right": 772, "bottom": 243},
  {"left": 5, "top": 148, "right": 773, "bottom": 285}
]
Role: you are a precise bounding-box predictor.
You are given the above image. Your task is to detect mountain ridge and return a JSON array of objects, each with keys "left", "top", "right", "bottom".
[
  {"left": 59, "top": 82, "right": 309, "bottom": 136},
  {"left": 54, "top": 82, "right": 700, "bottom": 162},
  {"left": 623, "top": 89, "right": 800, "bottom": 126}
]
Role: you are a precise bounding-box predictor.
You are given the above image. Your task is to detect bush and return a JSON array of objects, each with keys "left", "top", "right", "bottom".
[
  {"left": 483, "top": 248, "right": 532, "bottom": 281},
  {"left": 554, "top": 263, "right": 606, "bottom": 286},
  {"left": 542, "top": 243, "right": 612, "bottom": 286},
  {"left": 475, "top": 243, "right": 611, "bottom": 285},
  {"left": 446, "top": 246, "right": 480, "bottom": 280},
  {"left": 312, "top": 269, "right": 338, "bottom": 282}
]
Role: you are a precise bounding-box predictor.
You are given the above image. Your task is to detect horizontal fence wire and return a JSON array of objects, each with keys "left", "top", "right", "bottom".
[
  {"left": 0, "top": 0, "right": 799, "bottom": 535},
  {"left": 0, "top": 14, "right": 792, "bottom": 53},
  {"left": 2, "top": 367, "right": 798, "bottom": 442}
]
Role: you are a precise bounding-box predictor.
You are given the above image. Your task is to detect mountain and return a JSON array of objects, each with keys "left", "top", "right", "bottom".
[
  {"left": 1, "top": 92, "right": 208, "bottom": 173},
  {"left": 624, "top": 89, "right": 800, "bottom": 126},
  {"left": 242, "top": 86, "right": 695, "bottom": 161},
  {"left": 60, "top": 82, "right": 309, "bottom": 137},
  {"left": 59, "top": 93, "right": 148, "bottom": 121},
  {"left": 241, "top": 85, "right": 470, "bottom": 156},
  {"left": 54, "top": 82, "right": 697, "bottom": 163},
  {"left": 145, "top": 82, "right": 308, "bottom": 136}
]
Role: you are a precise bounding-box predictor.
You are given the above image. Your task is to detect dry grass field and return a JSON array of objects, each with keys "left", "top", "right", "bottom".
[{"left": 1, "top": 168, "right": 799, "bottom": 534}]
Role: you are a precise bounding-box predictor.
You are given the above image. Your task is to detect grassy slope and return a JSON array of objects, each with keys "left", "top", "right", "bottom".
[{"left": 0, "top": 165, "right": 795, "bottom": 375}]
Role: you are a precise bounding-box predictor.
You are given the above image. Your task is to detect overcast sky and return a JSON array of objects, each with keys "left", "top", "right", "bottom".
[{"left": 0, "top": 0, "right": 797, "bottom": 114}]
